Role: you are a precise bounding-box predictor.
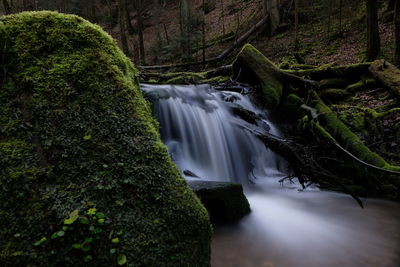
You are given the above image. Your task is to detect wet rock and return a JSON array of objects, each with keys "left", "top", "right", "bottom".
[{"left": 187, "top": 180, "right": 251, "bottom": 223}]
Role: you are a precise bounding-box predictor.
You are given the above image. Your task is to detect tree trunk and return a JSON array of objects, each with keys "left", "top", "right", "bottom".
[
  {"left": 395, "top": 0, "right": 400, "bottom": 65},
  {"left": 294, "top": 0, "right": 299, "bottom": 48},
  {"left": 388, "top": 0, "right": 396, "bottom": 11},
  {"left": 262, "top": 0, "right": 268, "bottom": 16},
  {"left": 221, "top": 0, "right": 225, "bottom": 35},
  {"left": 125, "top": 0, "right": 134, "bottom": 35},
  {"left": 2, "top": 0, "right": 12, "bottom": 14},
  {"left": 264, "top": 0, "right": 280, "bottom": 34},
  {"left": 338, "top": 0, "right": 343, "bottom": 35},
  {"left": 179, "top": 0, "right": 191, "bottom": 60},
  {"left": 163, "top": 23, "right": 170, "bottom": 44},
  {"left": 136, "top": 0, "right": 146, "bottom": 65},
  {"left": 202, "top": 0, "right": 206, "bottom": 68},
  {"left": 90, "top": 0, "right": 97, "bottom": 22},
  {"left": 118, "top": 0, "right": 130, "bottom": 56},
  {"left": 366, "top": 0, "right": 380, "bottom": 61}
]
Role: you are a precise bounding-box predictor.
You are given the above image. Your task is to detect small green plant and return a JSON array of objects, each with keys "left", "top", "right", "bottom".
[{"left": 33, "top": 206, "right": 127, "bottom": 265}]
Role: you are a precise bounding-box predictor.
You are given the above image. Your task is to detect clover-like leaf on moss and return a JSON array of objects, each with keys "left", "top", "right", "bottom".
[
  {"left": 117, "top": 254, "right": 127, "bottom": 265},
  {"left": 64, "top": 210, "right": 79, "bottom": 225}
]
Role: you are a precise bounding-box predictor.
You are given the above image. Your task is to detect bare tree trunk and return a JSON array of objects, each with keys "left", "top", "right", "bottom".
[
  {"left": 179, "top": 0, "right": 191, "bottom": 60},
  {"left": 262, "top": 0, "right": 268, "bottom": 16},
  {"left": 105, "top": 0, "right": 113, "bottom": 27},
  {"left": 294, "top": 0, "right": 299, "bottom": 49},
  {"left": 136, "top": 0, "right": 146, "bottom": 65},
  {"left": 221, "top": 0, "right": 225, "bottom": 35},
  {"left": 163, "top": 23, "right": 170, "bottom": 44},
  {"left": 327, "top": 0, "right": 332, "bottom": 40},
  {"left": 338, "top": 0, "right": 343, "bottom": 35},
  {"left": 90, "top": 0, "right": 97, "bottom": 22},
  {"left": 202, "top": 0, "right": 206, "bottom": 68},
  {"left": 395, "top": 0, "right": 400, "bottom": 65},
  {"left": 366, "top": 0, "right": 380, "bottom": 61},
  {"left": 388, "top": 0, "right": 396, "bottom": 11},
  {"left": 125, "top": 0, "right": 134, "bottom": 35},
  {"left": 2, "top": 0, "right": 12, "bottom": 14},
  {"left": 118, "top": 0, "right": 130, "bottom": 56},
  {"left": 263, "top": 0, "right": 280, "bottom": 34}
]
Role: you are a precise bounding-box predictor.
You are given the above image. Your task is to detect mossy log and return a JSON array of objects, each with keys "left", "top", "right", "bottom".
[
  {"left": 309, "top": 91, "right": 400, "bottom": 172},
  {"left": 285, "top": 63, "right": 371, "bottom": 81},
  {"left": 345, "top": 78, "right": 377, "bottom": 92},
  {"left": 0, "top": 12, "right": 211, "bottom": 266},
  {"left": 140, "top": 65, "right": 232, "bottom": 85},
  {"left": 232, "top": 44, "right": 284, "bottom": 110},
  {"left": 369, "top": 60, "right": 400, "bottom": 100}
]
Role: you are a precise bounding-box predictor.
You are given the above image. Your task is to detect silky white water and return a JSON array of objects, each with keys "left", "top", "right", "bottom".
[{"left": 141, "top": 83, "right": 400, "bottom": 267}]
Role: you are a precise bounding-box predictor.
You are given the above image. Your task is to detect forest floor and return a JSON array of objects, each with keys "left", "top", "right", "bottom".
[{"left": 105, "top": 0, "right": 396, "bottom": 67}]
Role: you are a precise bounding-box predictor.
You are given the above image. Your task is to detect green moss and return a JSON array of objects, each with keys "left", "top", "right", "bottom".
[
  {"left": 370, "top": 60, "right": 400, "bottom": 99},
  {"left": 201, "top": 75, "right": 230, "bottom": 85},
  {"left": 285, "top": 63, "right": 371, "bottom": 81},
  {"left": 345, "top": 78, "right": 376, "bottom": 92},
  {"left": 0, "top": 11, "right": 211, "bottom": 266},
  {"left": 232, "top": 44, "right": 283, "bottom": 110},
  {"left": 310, "top": 92, "right": 399, "bottom": 171}
]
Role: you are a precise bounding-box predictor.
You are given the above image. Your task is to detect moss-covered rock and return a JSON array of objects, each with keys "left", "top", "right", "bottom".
[
  {"left": 232, "top": 44, "right": 283, "bottom": 111},
  {"left": 0, "top": 11, "right": 211, "bottom": 266},
  {"left": 187, "top": 181, "right": 251, "bottom": 223}
]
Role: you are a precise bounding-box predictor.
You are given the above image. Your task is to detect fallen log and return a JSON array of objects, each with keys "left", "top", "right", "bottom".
[
  {"left": 308, "top": 90, "right": 400, "bottom": 172},
  {"left": 369, "top": 60, "right": 400, "bottom": 100},
  {"left": 284, "top": 63, "right": 371, "bottom": 81},
  {"left": 232, "top": 44, "right": 318, "bottom": 110}
]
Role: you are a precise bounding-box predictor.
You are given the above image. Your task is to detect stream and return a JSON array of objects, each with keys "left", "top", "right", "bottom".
[{"left": 141, "top": 83, "right": 400, "bottom": 267}]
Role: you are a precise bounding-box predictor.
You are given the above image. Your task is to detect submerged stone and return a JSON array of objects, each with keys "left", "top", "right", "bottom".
[{"left": 0, "top": 11, "right": 211, "bottom": 266}]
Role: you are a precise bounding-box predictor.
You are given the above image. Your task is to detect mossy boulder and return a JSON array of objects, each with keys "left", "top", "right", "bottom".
[
  {"left": 232, "top": 44, "right": 283, "bottom": 111},
  {"left": 0, "top": 11, "right": 211, "bottom": 266},
  {"left": 187, "top": 181, "right": 251, "bottom": 223}
]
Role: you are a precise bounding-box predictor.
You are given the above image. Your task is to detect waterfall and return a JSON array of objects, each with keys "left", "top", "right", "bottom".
[
  {"left": 141, "top": 83, "right": 400, "bottom": 267},
  {"left": 141, "top": 83, "right": 287, "bottom": 184}
]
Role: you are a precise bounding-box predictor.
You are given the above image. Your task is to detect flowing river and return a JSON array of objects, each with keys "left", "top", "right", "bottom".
[{"left": 141, "top": 83, "right": 400, "bottom": 267}]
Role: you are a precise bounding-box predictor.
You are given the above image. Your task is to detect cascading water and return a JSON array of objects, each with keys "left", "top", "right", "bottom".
[
  {"left": 141, "top": 83, "right": 400, "bottom": 267},
  {"left": 141, "top": 83, "right": 287, "bottom": 184}
]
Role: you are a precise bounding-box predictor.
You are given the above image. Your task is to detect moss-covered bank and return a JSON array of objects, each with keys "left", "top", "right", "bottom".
[{"left": 0, "top": 11, "right": 211, "bottom": 266}]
